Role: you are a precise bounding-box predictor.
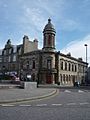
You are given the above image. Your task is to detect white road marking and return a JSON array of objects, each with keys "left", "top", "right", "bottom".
[
  {"left": 52, "top": 104, "right": 62, "bottom": 106},
  {"left": 64, "top": 90, "right": 71, "bottom": 93},
  {"left": 80, "top": 102, "right": 89, "bottom": 105},
  {"left": 67, "top": 103, "right": 76, "bottom": 105},
  {"left": 19, "top": 104, "right": 31, "bottom": 107},
  {"left": 1, "top": 104, "right": 15, "bottom": 107},
  {"left": 78, "top": 90, "right": 84, "bottom": 93},
  {"left": 36, "top": 104, "right": 47, "bottom": 106}
]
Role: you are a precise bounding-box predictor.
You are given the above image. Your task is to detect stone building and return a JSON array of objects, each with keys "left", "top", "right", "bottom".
[
  {"left": 19, "top": 19, "right": 88, "bottom": 85},
  {"left": 0, "top": 36, "right": 38, "bottom": 75},
  {"left": 0, "top": 18, "right": 88, "bottom": 85},
  {"left": 85, "top": 67, "right": 90, "bottom": 84}
]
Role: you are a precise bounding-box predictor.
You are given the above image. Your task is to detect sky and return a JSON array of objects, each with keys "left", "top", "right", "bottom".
[{"left": 0, "top": 0, "right": 90, "bottom": 65}]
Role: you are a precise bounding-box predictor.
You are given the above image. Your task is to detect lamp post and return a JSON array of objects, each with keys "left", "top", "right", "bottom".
[
  {"left": 84, "top": 44, "right": 88, "bottom": 63},
  {"left": 84, "top": 44, "right": 88, "bottom": 84}
]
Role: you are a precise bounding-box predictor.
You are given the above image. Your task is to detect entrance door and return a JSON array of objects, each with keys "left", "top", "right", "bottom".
[{"left": 46, "top": 74, "right": 52, "bottom": 84}]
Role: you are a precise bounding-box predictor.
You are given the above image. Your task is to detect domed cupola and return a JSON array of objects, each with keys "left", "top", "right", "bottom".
[
  {"left": 43, "top": 18, "right": 56, "bottom": 33},
  {"left": 42, "top": 18, "right": 56, "bottom": 51}
]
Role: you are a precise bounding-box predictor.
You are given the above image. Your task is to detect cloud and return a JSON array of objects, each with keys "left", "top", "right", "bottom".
[
  {"left": 19, "top": 0, "right": 67, "bottom": 31},
  {"left": 60, "top": 19, "right": 80, "bottom": 31},
  {"left": 61, "top": 34, "right": 90, "bottom": 66},
  {"left": 23, "top": 7, "right": 46, "bottom": 31}
]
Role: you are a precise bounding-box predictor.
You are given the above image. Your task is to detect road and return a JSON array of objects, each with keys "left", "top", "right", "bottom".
[{"left": 0, "top": 87, "right": 90, "bottom": 120}]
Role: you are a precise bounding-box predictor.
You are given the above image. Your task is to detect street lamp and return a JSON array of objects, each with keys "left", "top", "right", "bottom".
[
  {"left": 84, "top": 44, "right": 88, "bottom": 63},
  {"left": 84, "top": 44, "right": 88, "bottom": 84}
]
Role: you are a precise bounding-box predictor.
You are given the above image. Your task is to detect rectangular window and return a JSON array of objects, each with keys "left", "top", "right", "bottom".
[
  {"left": 48, "top": 35, "right": 51, "bottom": 45},
  {"left": 0, "top": 50, "right": 2, "bottom": 55},
  {"left": 13, "top": 46, "right": 17, "bottom": 53},
  {"left": 65, "top": 62, "right": 67, "bottom": 71},
  {"left": 9, "top": 49, "right": 12, "bottom": 54},
  {"left": 0, "top": 57, "right": 2, "bottom": 62},
  {"left": 18, "top": 48, "right": 21, "bottom": 55},
  {"left": 75, "top": 65, "right": 77, "bottom": 72},
  {"left": 44, "top": 35, "right": 46, "bottom": 46},
  {"left": 8, "top": 56, "right": 11, "bottom": 62},
  {"left": 47, "top": 60, "right": 51, "bottom": 69},
  {"left": 27, "top": 61, "right": 29, "bottom": 69},
  {"left": 72, "top": 64, "right": 74, "bottom": 71},
  {"left": 4, "top": 57, "right": 7, "bottom": 62},
  {"left": 32, "top": 60, "right": 35, "bottom": 69},
  {"left": 69, "top": 63, "right": 71, "bottom": 71},
  {"left": 4, "top": 50, "right": 6, "bottom": 55},
  {"left": 13, "top": 55, "right": 16, "bottom": 61},
  {"left": 12, "top": 64, "right": 15, "bottom": 70}
]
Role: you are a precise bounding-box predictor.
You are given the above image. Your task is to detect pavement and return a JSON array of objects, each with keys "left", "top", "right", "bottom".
[
  {"left": 0, "top": 83, "right": 89, "bottom": 104},
  {"left": 0, "top": 86, "right": 57, "bottom": 104}
]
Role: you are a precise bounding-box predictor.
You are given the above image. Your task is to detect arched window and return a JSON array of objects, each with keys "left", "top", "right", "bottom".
[
  {"left": 52, "top": 35, "right": 54, "bottom": 47},
  {"left": 63, "top": 74, "right": 65, "bottom": 83},
  {"left": 44, "top": 35, "right": 46, "bottom": 46},
  {"left": 69, "top": 63, "right": 71, "bottom": 71},
  {"left": 69, "top": 75, "right": 71, "bottom": 82},
  {"left": 66, "top": 75, "right": 68, "bottom": 83},
  {"left": 65, "top": 62, "right": 67, "bottom": 71},
  {"left": 66, "top": 75, "right": 68, "bottom": 82},
  {"left": 75, "top": 65, "right": 77, "bottom": 72},
  {"left": 60, "top": 74, "right": 62, "bottom": 83},
  {"left": 48, "top": 35, "right": 51, "bottom": 45},
  {"left": 72, "top": 64, "right": 74, "bottom": 71},
  {"left": 61, "top": 61, "right": 63, "bottom": 70}
]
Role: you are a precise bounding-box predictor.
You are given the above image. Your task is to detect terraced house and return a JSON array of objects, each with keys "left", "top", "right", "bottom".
[{"left": 0, "top": 19, "right": 88, "bottom": 85}]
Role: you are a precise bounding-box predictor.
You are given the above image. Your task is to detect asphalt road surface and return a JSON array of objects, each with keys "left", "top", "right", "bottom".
[{"left": 0, "top": 87, "right": 90, "bottom": 120}]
